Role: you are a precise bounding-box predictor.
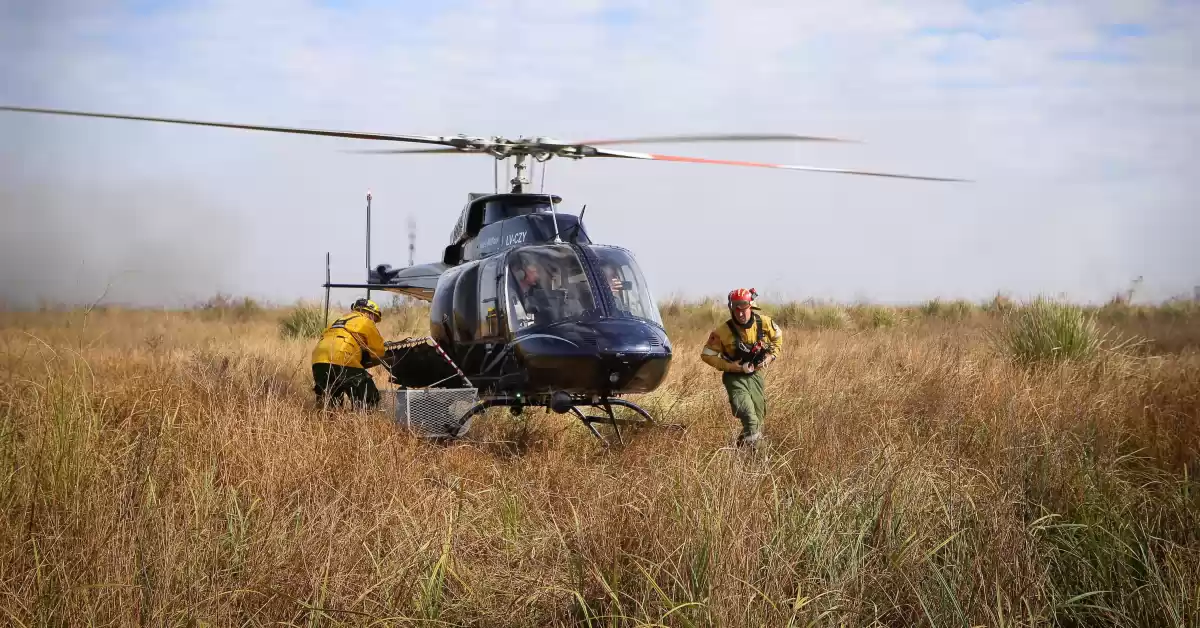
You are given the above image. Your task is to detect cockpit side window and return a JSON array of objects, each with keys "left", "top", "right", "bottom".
[
  {"left": 506, "top": 246, "right": 596, "bottom": 330},
  {"left": 478, "top": 257, "right": 502, "bottom": 339},
  {"left": 589, "top": 246, "right": 664, "bottom": 326}
]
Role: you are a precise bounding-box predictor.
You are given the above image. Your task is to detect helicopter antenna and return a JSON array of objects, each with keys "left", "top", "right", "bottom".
[
  {"left": 365, "top": 190, "right": 372, "bottom": 300},
  {"left": 548, "top": 194, "right": 563, "bottom": 244},
  {"left": 540, "top": 154, "right": 547, "bottom": 193},
  {"left": 540, "top": 157, "right": 562, "bottom": 243},
  {"left": 568, "top": 204, "right": 587, "bottom": 243}
]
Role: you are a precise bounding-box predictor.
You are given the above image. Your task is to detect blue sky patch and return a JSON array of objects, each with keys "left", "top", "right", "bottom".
[
  {"left": 125, "top": 0, "right": 186, "bottom": 16},
  {"left": 1102, "top": 23, "right": 1149, "bottom": 38},
  {"left": 598, "top": 6, "right": 638, "bottom": 29},
  {"left": 916, "top": 25, "right": 1000, "bottom": 40},
  {"left": 1059, "top": 50, "right": 1133, "bottom": 64},
  {"left": 963, "top": 0, "right": 1027, "bottom": 13}
]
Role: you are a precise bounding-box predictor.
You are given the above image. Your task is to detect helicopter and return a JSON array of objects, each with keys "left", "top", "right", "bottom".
[{"left": 0, "top": 105, "right": 968, "bottom": 443}]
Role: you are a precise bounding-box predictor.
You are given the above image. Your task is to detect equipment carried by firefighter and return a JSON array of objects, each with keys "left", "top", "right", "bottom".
[{"left": 725, "top": 316, "right": 771, "bottom": 368}]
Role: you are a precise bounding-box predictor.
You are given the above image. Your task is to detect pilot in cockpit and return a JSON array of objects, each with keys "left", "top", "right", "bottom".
[
  {"left": 510, "top": 257, "right": 555, "bottom": 328},
  {"left": 601, "top": 263, "right": 632, "bottom": 313}
]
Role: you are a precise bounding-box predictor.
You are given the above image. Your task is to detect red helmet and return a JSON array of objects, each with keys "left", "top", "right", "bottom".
[{"left": 728, "top": 288, "right": 757, "bottom": 310}]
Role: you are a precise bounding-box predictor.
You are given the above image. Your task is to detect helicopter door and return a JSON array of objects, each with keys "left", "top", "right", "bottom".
[
  {"left": 451, "top": 264, "right": 480, "bottom": 343},
  {"left": 477, "top": 257, "right": 503, "bottom": 340}
]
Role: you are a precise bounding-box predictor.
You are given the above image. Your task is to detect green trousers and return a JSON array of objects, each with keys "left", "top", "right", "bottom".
[
  {"left": 312, "top": 363, "right": 380, "bottom": 409},
  {"left": 722, "top": 370, "right": 766, "bottom": 438}
]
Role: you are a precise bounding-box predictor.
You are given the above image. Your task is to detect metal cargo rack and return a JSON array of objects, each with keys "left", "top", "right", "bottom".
[{"left": 383, "top": 336, "right": 479, "bottom": 439}]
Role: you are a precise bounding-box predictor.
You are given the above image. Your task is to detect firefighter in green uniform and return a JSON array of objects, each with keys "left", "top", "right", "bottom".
[
  {"left": 700, "top": 288, "right": 783, "bottom": 446},
  {"left": 311, "top": 298, "right": 391, "bottom": 409}
]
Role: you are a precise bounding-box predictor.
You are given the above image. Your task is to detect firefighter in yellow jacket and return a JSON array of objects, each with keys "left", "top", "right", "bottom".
[
  {"left": 700, "top": 288, "right": 783, "bottom": 446},
  {"left": 311, "top": 298, "right": 390, "bottom": 409}
]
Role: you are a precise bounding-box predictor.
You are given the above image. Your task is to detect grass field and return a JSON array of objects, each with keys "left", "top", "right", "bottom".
[{"left": 1, "top": 296, "right": 1198, "bottom": 626}]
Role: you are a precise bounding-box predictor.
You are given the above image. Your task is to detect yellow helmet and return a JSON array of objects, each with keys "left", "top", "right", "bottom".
[{"left": 352, "top": 298, "right": 382, "bottom": 321}]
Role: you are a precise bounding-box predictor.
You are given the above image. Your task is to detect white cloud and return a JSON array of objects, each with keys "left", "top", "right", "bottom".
[{"left": 1, "top": 0, "right": 1196, "bottom": 307}]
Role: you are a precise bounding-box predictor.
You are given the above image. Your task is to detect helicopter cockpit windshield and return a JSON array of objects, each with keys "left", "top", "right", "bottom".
[
  {"left": 506, "top": 245, "right": 597, "bottom": 330},
  {"left": 588, "top": 245, "right": 664, "bottom": 327}
]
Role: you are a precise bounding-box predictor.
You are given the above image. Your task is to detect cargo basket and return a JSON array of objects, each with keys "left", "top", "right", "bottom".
[{"left": 391, "top": 387, "right": 479, "bottom": 438}]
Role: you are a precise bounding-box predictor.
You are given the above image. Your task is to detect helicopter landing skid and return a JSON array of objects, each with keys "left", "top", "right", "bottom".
[
  {"left": 568, "top": 399, "right": 656, "bottom": 446},
  {"left": 450, "top": 396, "right": 670, "bottom": 446}
]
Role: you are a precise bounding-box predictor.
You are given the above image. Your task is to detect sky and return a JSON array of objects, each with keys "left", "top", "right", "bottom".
[{"left": 1, "top": 0, "right": 1197, "bottom": 308}]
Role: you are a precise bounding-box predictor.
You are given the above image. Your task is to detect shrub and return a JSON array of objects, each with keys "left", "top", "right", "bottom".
[
  {"left": 920, "top": 298, "right": 945, "bottom": 318},
  {"left": 278, "top": 305, "right": 328, "bottom": 339},
  {"left": 659, "top": 297, "right": 725, "bottom": 334},
  {"left": 761, "top": 301, "right": 849, "bottom": 330},
  {"left": 812, "top": 304, "right": 850, "bottom": 330},
  {"left": 848, "top": 304, "right": 899, "bottom": 329},
  {"left": 921, "top": 297, "right": 974, "bottom": 321},
  {"left": 767, "top": 302, "right": 814, "bottom": 328},
  {"left": 1158, "top": 298, "right": 1200, "bottom": 322},
  {"left": 996, "top": 298, "right": 1102, "bottom": 365},
  {"left": 197, "top": 293, "right": 262, "bottom": 322},
  {"left": 981, "top": 293, "right": 1014, "bottom": 315}
]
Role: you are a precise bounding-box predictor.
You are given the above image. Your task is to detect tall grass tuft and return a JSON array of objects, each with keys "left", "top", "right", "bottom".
[
  {"left": 196, "top": 293, "right": 263, "bottom": 322},
  {"left": 996, "top": 298, "right": 1103, "bottom": 365},
  {"left": 278, "top": 304, "right": 328, "bottom": 339},
  {"left": 848, "top": 304, "right": 899, "bottom": 329},
  {"left": 981, "top": 292, "right": 1015, "bottom": 315},
  {"left": 921, "top": 297, "right": 975, "bottom": 321},
  {"left": 764, "top": 301, "right": 850, "bottom": 330},
  {"left": 766, "top": 301, "right": 813, "bottom": 328},
  {"left": 812, "top": 304, "right": 851, "bottom": 329}
]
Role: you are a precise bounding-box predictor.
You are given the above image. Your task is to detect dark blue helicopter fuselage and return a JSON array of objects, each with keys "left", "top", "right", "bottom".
[
  {"left": 510, "top": 317, "right": 672, "bottom": 395},
  {"left": 419, "top": 196, "right": 674, "bottom": 398}
]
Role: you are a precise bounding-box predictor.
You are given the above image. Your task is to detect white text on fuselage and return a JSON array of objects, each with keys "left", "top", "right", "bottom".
[{"left": 503, "top": 231, "right": 528, "bottom": 246}]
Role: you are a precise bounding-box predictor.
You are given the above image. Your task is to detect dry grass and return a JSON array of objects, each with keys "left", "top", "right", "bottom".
[{"left": 1, "top": 298, "right": 1199, "bottom": 626}]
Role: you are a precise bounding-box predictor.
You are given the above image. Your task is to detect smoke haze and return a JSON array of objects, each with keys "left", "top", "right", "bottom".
[
  {"left": 1, "top": 1, "right": 1197, "bottom": 308},
  {"left": 0, "top": 175, "right": 242, "bottom": 309}
]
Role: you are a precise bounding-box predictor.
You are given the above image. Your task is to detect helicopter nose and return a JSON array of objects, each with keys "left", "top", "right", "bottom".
[{"left": 514, "top": 319, "right": 672, "bottom": 395}]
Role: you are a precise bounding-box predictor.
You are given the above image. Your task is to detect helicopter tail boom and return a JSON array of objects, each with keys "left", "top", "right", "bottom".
[{"left": 323, "top": 282, "right": 434, "bottom": 301}]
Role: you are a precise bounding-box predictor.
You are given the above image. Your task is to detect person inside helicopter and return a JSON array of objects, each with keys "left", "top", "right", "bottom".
[
  {"left": 507, "top": 246, "right": 596, "bottom": 329},
  {"left": 601, "top": 263, "right": 628, "bottom": 310},
  {"left": 591, "top": 248, "right": 661, "bottom": 325},
  {"left": 510, "top": 257, "right": 556, "bottom": 328}
]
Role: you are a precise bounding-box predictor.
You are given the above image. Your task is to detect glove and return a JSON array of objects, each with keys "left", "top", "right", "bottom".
[{"left": 739, "top": 362, "right": 756, "bottom": 374}]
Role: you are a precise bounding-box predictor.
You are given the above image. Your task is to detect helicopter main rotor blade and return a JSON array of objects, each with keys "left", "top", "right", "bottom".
[
  {"left": 0, "top": 105, "right": 464, "bottom": 148},
  {"left": 344, "top": 133, "right": 858, "bottom": 153},
  {"left": 590, "top": 148, "right": 971, "bottom": 182},
  {"left": 342, "top": 147, "right": 464, "bottom": 155},
  {"left": 579, "top": 133, "right": 859, "bottom": 146}
]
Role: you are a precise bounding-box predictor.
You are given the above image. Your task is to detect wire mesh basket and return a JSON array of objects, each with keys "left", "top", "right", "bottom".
[{"left": 391, "top": 388, "right": 479, "bottom": 438}]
